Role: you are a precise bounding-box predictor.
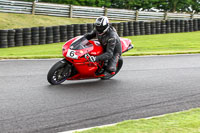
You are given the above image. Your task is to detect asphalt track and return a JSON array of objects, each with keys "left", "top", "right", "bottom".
[{"left": 1, "top": 54, "right": 200, "bottom": 133}]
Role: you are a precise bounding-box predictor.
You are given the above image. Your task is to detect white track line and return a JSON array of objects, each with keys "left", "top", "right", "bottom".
[{"left": 59, "top": 113, "right": 171, "bottom": 133}]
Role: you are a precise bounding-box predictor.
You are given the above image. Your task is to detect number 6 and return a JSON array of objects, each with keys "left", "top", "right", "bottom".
[{"left": 70, "top": 51, "right": 75, "bottom": 57}]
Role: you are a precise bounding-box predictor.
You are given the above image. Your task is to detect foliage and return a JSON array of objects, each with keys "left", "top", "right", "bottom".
[
  {"left": 18, "top": 0, "right": 200, "bottom": 13},
  {"left": 155, "top": 0, "right": 200, "bottom": 12}
]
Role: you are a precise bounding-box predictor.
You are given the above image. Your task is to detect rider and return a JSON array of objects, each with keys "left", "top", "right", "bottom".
[{"left": 84, "top": 16, "right": 122, "bottom": 77}]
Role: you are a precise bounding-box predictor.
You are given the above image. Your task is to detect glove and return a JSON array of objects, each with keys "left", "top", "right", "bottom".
[{"left": 89, "top": 56, "right": 96, "bottom": 62}]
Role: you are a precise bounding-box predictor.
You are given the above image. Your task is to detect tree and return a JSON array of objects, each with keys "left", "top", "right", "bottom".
[
  {"left": 21, "top": 0, "right": 200, "bottom": 13},
  {"left": 96, "top": 0, "right": 111, "bottom": 7},
  {"left": 155, "top": 0, "right": 199, "bottom": 12},
  {"left": 110, "top": 0, "right": 125, "bottom": 9},
  {"left": 191, "top": 0, "right": 200, "bottom": 12}
]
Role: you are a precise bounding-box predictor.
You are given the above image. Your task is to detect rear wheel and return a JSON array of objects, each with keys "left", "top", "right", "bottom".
[
  {"left": 47, "top": 59, "right": 71, "bottom": 85},
  {"left": 101, "top": 57, "right": 123, "bottom": 80}
]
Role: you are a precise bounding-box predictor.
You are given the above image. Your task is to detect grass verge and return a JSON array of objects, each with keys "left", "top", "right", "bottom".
[
  {"left": 0, "top": 31, "right": 200, "bottom": 59},
  {"left": 0, "top": 12, "right": 120, "bottom": 29},
  {"left": 75, "top": 108, "right": 200, "bottom": 133},
  {"left": 123, "top": 31, "right": 200, "bottom": 56},
  {"left": 0, "top": 43, "right": 63, "bottom": 59}
]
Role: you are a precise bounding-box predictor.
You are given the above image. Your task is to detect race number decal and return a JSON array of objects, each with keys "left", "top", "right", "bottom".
[{"left": 67, "top": 49, "right": 78, "bottom": 59}]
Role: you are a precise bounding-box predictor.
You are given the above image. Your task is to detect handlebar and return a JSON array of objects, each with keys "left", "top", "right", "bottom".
[
  {"left": 84, "top": 53, "right": 91, "bottom": 63},
  {"left": 85, "top": 53, "right": 91, "bottom": 59}
]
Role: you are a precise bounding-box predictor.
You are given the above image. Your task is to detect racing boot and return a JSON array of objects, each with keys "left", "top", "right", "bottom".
[{"left": 97, "top": 70, "right": 115, "bottom": 78}]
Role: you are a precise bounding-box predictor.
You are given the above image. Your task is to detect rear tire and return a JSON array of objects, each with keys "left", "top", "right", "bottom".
[
  {"left": 47, "top": 59, "right": 71, "bottom": 85},
  {"left": 101, "top": 57, "right": 123, "bottom": 80}
]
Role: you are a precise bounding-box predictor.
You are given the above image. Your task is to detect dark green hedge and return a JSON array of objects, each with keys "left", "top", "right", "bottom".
[{"left": 22, "top": 0, "right": 200, "bottom": 13}]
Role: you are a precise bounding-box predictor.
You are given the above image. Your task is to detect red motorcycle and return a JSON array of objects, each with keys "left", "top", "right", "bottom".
[{"left": 47, "top": 36, "right": 133, "bottom": 85}]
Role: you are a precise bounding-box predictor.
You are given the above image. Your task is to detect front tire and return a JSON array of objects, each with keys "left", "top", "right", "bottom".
[
  {"left": 101, "top": 57, "right": 123, "bottom": 80},
  {"left": 47, "top": 59, "right": 71, "bottom": 85}
]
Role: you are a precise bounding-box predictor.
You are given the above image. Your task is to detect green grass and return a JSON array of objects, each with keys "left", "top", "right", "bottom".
[
  {"left": 123, "top": 31, "right": 200, "bottom": 56},
  {"left": 0, "top": 12, "right": 120, "bottom": 29},
  {"left": 0, "top": 43, "right": 63, "bottom": 59},
  {"left": 75, "top": 108, "right": 200, "bottom": 133},
  {"left": 0, "top": 31, "right": 200, "bottom": 59}
]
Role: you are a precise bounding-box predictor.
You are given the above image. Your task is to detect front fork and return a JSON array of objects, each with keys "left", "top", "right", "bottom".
[{"left": 60, "top": 59, "right": 72, "bottom": 78}]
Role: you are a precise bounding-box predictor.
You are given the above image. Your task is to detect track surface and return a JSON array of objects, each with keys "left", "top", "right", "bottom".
[{"left": 1, "top": 54, "right": 200, "bottom": 133}]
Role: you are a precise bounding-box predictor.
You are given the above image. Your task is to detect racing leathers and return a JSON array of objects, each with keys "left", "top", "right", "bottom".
[{"left": 84, "top": 26, "right": 122, "bottom": 72}]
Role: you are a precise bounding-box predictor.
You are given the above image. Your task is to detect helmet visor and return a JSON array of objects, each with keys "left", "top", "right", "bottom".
[{"left": 95, "top": 25, "right": 106, "bottom": 33}]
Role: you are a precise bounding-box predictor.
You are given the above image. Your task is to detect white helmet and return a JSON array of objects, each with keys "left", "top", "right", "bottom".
[{"left": 94, "top": 16, "right": 109, "bottom": 35}]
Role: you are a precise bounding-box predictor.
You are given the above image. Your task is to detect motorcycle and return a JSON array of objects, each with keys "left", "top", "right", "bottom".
[{"left": 47, "top": 36, "right": 133, "bottom": 85}]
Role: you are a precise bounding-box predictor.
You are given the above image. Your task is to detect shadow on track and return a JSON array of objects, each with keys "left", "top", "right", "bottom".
[{"left": 46, "top": 79, "right": 120, "bottom": 90}]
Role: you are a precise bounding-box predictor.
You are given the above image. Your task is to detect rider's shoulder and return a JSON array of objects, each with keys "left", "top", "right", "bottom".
[{"left": 109, "top": 26, "right": 117, "bottom": 32}]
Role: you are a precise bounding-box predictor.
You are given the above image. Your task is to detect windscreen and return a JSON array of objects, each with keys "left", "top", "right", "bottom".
[{"left": 70, "top": 36, "right": 93, "bottom": 50}]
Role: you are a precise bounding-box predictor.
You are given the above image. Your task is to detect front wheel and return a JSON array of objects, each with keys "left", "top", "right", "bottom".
[
  {"left": 47, "top": 59, "right": 71, "bottom": 85},
  {"left": 101, "top": 57, "right": 123, "bottom": 80}
]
